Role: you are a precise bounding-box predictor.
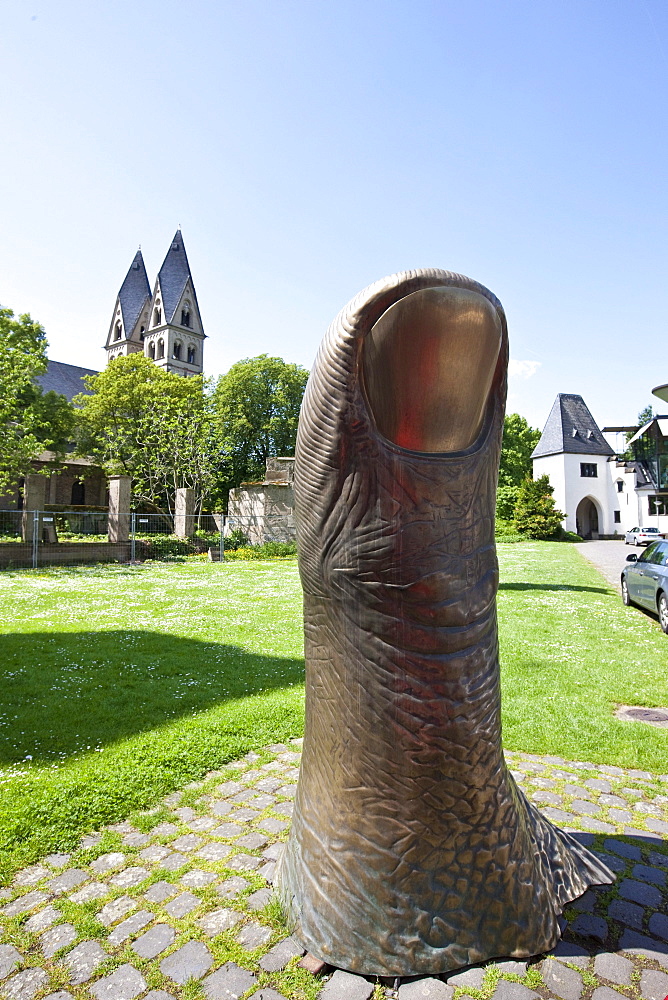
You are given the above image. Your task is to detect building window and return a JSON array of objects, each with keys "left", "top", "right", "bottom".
[
  {"left": 71, "top": 481, "right": 86, "bottom": 505},
  {"left": 173, "top": 341, "right": 182, "bottom": 360},
  {"left": 153, "top": 307, "right": 162, "bottom": 326},
  {"left": 157, "top": 339, "right": 164, "bottom": 360},
  {"left": 580, "top": 463, "right": 597, "bottom": 478},
  {"left": 187, "top": 346, "right": 196, "bottom": 365},
  {"left": 181, "top": 309, "right": 191, "bottom": 328},
  {"left": 649, "top": 495, "right": 668, "bottom": 516},
  {"left": 614, "top": 510, "right": 621, "bottom": 523},
  {"left": 140, "top": 326, "right": 145, "bottom": 341},
  {"left": 114, "top": 321, "right": 122, "bottom": 341},
  {"left": 148, "top": 342, "right": 155, "bottom": 359},
  {"left": 616, "top": 480, "right": 624, "bottom": 492}
]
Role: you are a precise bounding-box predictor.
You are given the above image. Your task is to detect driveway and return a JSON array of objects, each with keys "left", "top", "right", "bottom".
[{"left": 574, "top": 539, "right": 629, "bottom": 593}]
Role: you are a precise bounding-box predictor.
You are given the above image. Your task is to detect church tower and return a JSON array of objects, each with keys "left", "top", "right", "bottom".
[
  {"left": 105, "top": 231, "right": 206, "bottom": 376},
  {"left": 143, "top": 230, "right": 205, "bottom": 376}
]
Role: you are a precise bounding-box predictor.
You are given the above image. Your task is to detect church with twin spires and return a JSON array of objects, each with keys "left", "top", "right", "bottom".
[{"left": 104, "top": 229, "right": 205, "bottom": 376}]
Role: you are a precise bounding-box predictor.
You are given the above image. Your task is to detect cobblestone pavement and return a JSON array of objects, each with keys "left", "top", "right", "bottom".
[{"left": 1, "top": 742, "right": 668, "bottom": 1000}]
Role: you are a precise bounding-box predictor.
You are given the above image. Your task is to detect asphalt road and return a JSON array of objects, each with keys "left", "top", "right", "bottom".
[{"left": 574, "top": 539, "right": 630, "bottom": 593}]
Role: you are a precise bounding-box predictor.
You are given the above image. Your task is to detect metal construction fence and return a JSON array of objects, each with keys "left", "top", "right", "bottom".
[{"left": 0, "top": 510, "right": 296, "bottom": 569}]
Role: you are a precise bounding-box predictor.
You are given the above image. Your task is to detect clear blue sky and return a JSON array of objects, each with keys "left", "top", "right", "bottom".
[{"left": 2, "top": 0, "right": 667, "bottom": 432}]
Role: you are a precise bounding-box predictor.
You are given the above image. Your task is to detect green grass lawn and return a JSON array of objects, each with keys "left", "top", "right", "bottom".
[{"left": 0, "top": 543, "right": 667, "bottom": 882}]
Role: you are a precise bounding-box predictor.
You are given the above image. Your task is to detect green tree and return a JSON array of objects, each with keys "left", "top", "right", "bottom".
[
  {"left": 212, "top": 354, "right": 309, "bottom": 497},
  {"left": 0, "top": 306, "right": 74, "bottom": 495},
  {"left": 513, "top": 474, "right": 565, "bottom": 540},
  {"left": 499, "top": 413, "right": 541, "bottom": 488},
  {"left": 74, "top": 354, "right": 221, "bottom": 515}
]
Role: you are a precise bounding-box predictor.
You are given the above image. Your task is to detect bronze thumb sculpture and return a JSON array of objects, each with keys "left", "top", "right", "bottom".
[{"left": 276, "top": 269, "right": 614, "bottom": 975}]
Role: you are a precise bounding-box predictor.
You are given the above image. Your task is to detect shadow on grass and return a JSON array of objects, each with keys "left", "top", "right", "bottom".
[
  {"left": 0, "top": 629, "right": 304, "bottom": 765},
  {"left": 499, "top": 582, "right": 609, "bottom": 594}
]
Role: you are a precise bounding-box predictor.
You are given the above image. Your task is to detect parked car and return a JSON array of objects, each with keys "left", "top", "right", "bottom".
[
  {"left": 624, "top": 526, "right": 667, "bottom": 546},
  {"left": 622, "top": 540, "right": 668, "bottom": 633}
]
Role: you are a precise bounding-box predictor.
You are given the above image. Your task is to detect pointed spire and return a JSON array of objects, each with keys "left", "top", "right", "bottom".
[
  {"left": 118, "top": 250, "right": 151, "bottom": 334},
  {"left": 157, "top": 229, "right": 200, "bottom": 325}
]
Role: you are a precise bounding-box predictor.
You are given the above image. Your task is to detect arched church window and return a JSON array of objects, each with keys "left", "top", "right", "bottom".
[
  {"left": 181, "top": 309, "right": 191, "bottom": 328},
  {"left": 148, "top": 342, "right": 155, "bottom": 360},
  {"left": 114, "top": 322, "right": 122, "bottom": 341},
  {"left": 173, "top": 342, "right": 182, "bottom": 360},
  {"left": 140, "top": 326, "right": 145, "bottom": 341},
  {"left": 153, "top": 307, "right": 162, "bottom": 326},
  {"left": 187, "top": 346, "right": 196, "bottom": 365},
  {"left": 71, "top": 481, "right": 86, "bottom": 505},
  {"left": 157, "top": 339, "right": 165, "bottom": 360}
]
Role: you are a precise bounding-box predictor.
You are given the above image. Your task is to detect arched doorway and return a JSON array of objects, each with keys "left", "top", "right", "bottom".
[{"left": 576, "top": 496, "right": 600, "bottom": 540}]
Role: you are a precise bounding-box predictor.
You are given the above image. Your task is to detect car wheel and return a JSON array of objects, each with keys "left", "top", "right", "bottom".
[
  {"left": 659, "top": 593, "right": 668, "bottom": 634},
  {"left": 622, "top": 578, "right": 632, "bottom": 606}
]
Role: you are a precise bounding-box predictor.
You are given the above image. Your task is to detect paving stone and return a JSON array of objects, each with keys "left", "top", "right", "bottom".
[
  {"left": 0, "top": 945, "right": 23, "bottom": 980},
  {"left": 165, "top": 891, "right": 200, "bottom": 918},
  {"left": 608, "top": 809, "right": 633, "bottom": 823},
  {"left": 564, "top": 785, "right": 595, "bottom": 800},
  {"left": 237, "top": 921, "right": 272, "bottom": 950},
  {"left": 259, "top": 936, "right": 305, "bottom": 972},
  {"left": 210, "top": 800, "right": 233, "bottom": 817},
  {"left": 98, "top": 896, "right": 136, "bottom": 927},
  {"left": 144, "top": 881, "right": 178, "bottom": 903},
  {"left": 257, "top": 817, "right": 289, "bottom": 836},
  {"left": 585, "top": 778, "right": 612, "bottom": 792},
  {"left": 64, "top": 940, "right": 107, "bottom": 984},
  {"left": 600, "top": 795, "right": 627, "bottom": 807},
  {"left": 571, "top": 913, "right": 608, "bottom": 942},
  {"left": 91, "top": 852, "right": 126, "bottom": 873},
  {"left": 46, "top": 868, "right": 89, "bottom": 895},
  {"left": 618, "top": 878, "right": 662, "bottom": 908},
  {"left": 139, "top": 845, "right": 172, "bottom": 863},
  {"left": 41, "top": 922, "right": 77, "bottom": 957},
  {"left": 319, "top": 969, "right": 373, "bottom": 1000},
  {"left": 173, "top": 807, "right": 197, "bottom": 821},
  {"left": 159, "top": 852, "right": 189, "bottom": 871},
  {"left": 202, "top": 961, "right": 257, "bottom": 999},
  {"left": 579, "top": 817, "right": 616, "bottom": 833},
  {"left": 639, "top": 969, "right": 668, "bottom": 1000},
  {"left": 131, "top": 923, "right": 176, "bottom": 959},
  {"left": 227, "top": 853, "right": 261, "bottom": 871},
  {"left": 90, "top": 963, "right": 147, "bottom": 1000},
  {"left": 25, "top": 903, "right": 60, "bottom": 932},
  {"left": 396, "top": 979, "right": 453, "bottom": 1000},
  {"left": 608, "top": 898, "right": 644, "bottom": 929},
  {"left": 620, "top": 929, "right": 668, "bottom": 967},
  {"left": 571, "top": 799, "right": 601, "bottom": 816},
  {"left": 211, "top": 823, "right": 244, "bottom": 838},
  {"left": 593, "top": 851, "right": 626, "bottom": 873},
  {"left": 161, "top": 940, "right": 213, "bottom": 983},
  {"left": 45, "top": 853, "right": 70, "bottom": 868},
  {"left": 108, "top": 822, "right": 136, "bottom": 834},
  {"left": 235, "top": 832, "right": 269, "bottom": 851},
  {"left": 2, "top": 967, "right": 49, "bottom": 1000},
  {"left": 109, "top": 867, "right": 150, "bottom": 888},
  {"left": 143, "top": 992, "right": 175, "bottom": 1000},
  {"left": 247, "top": 990, "right": 289, "bottom": 1000},
  {"left": 171, "top": 834, "right": 203, "bottom": 852},
  {"left": 151, "top": 822, "right": 179, "bottom": 837},
  {"left": 258, "top": 860, "right": 276, "bottom": 883},
  {"left": 216, "top": 877, "right": 249, "bottom": 899},
  {"left": 229, "top": 808, "right": 260, "bottom": 822},
  {"left": 648, "top": 851, "right": 668, "bottom": 867},
  {"left": 488, "top": 982, "right": 538, "bottom": 1000},
  {"left": 107, "top": 909, "right": 154, "bottom": 945},
  {"left": 621, "top": 788, "right": 643, "bottom": 798},
  {"left": 445, "top": 968, "right": 485, "bottom": 988},
  {"left": 591, "top": 989, "right": 626, "bottom": 1000},
  {"left": 541, "top": 958, "right": 583, "bottom": 1000},
  {"left": 569, "top": 889, "right": 596, "bottom": 912},
  {"left": 188, "top": 817, "right": 217, "bottom": 832},
  {"left": 276, "top": 785, "right": 296, "bottom": 798},
  {"left": 274, "top": 801, "right": 294, "bottom": 817},
  {"left": 649, "top": 912, "right": 668, "bottom": 941},
  {"left": 593, "top": 953, "right": 633, "bottom": 985},
  {"left": 197, "top": 906, "right": 242, "bottom": 936},
  {"left": 493, "top": 961, "right": 528, "bottom": 975},
  {"left": 542, "top": 808, "right": 576, "bottom": 825},
  {"left": 532, "top": 791, "right": 562, "bottom": 806},
  {"left": 121, "top": 832, "right": 150, "bottom": 847},
  {"left": 1, "top": 891, "right": 50, "bottom": 916},
  {"left": 178, "top": 870, "right": 217, "bottom": 891},
  {"left": 247, "top": 887, "right": 272, "bottom": 910},
  {"left": 633, "top": 863, "right": 667, "bottom": 885},
  {"left": 263, "top": 843, "right": 285, "bottom": 861},
  {"left": 196, "top": 843, "right": 233, "bottom": 862},
  {"left": 249, "top": 794, "right": 277, "bottom": 809},
  {"left": 217, "top": 781, "right": 245, "bottom": 797},
  {"left": 646, "top": 818, "right": 668, "bottom": 834},
  {"left": 635, "top": 802, "right": 662, "bottom": 815},
  {"left": 550, "top": 941, "right": 591, "bottom": 968},
  {"left": 42, "top": 992, "right": 74, "bottom": 1000},
  {"left": 14, "top": 865, "right": 50, "bottom": 887},
  {"left": 299, "top": 953, "right": 327, "bottom": 974},
  {"left": 70, "top": 881, "right": 109, "bottom": 903}
]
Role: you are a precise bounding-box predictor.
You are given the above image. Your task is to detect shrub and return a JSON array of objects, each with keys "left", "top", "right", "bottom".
[
  {"left": 513, "top": 475, "right": 565, "bottom": 540},
  {"left": 225, "top": 528, "right": 251, "bottom": 550},
  {"left": 496, "top": 485, "right": 519, "bottom": 522}
]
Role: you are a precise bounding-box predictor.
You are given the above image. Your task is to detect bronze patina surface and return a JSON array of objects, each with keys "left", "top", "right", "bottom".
[{"left": 276, "top": 269, "right": 614, "bottom": 976}]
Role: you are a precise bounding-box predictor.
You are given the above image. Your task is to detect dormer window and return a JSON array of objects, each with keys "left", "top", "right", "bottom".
[
  {"left": 181, "top": 309, "right": 191, "bottom": 328},
  {"left": 157, "top": 339, "right": 165, "bottom": 360},
  {"left": 173, "top": 342, "right": 182, "bottom": 360},
  {"left": 571, "top": 428, "right": 579, "bottom": 437},
  {"left": 114, "top": 322, "right": 122, "bottom": 341},
  {"left": 187, "top": 346, "right": 196, "bottom": 365},
  {"left": 153, "top": 307, "right": 162, "bottom": 327}
]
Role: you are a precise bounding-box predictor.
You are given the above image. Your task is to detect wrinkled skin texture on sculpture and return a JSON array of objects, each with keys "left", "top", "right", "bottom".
[{"left": 276, "top": 270, "right": 614, "bottom": 976}]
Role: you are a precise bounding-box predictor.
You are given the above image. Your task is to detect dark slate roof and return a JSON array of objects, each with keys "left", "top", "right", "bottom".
[
  {"left": 531, "top": 393, "right": 615, "bottom": 458},
  {"left": 36, "top": 360, "right": 99, "bottom": 401},
  {"left": 157, "top": 229, "right": 201, "bottom": 325},
  {"left": 118, "top": 250, "right": 151, "bottom": 335}
]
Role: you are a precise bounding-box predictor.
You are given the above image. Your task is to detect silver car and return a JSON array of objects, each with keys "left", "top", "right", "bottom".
[
  {"left": 624, "top": 526, "right": 666, "bottom": 545},
  {"left": 622, "top": 539, "right": 668, "bottom": 633}
]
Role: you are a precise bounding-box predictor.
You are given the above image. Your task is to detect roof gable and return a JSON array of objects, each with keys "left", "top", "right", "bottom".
[{"left": 532, "top": 393, "right": 614, "bottom": 458}]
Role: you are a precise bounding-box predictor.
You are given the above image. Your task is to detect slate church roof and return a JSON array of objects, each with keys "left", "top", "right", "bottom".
[
  {"left": 118, "top": 250, "right": 151, "bottom": 335},
  {"left": 532, "top": 393, "right": 614, "bottom": 459},
  {"left": 36, "top": 360, "right": 99, "bottom": 401},
  {"left": 157, "top": 229, "right": 200, "bottom": 324}
]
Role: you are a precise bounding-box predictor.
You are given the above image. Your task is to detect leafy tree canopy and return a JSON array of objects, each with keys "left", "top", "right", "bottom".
[
  {"left": 0, "top": 306, "right": 74, "bottom": 496},
  {"left": 499, "top": 413, "right": 541, "bottom": 488},
  {"left": 74, "top": 354, "right": 220, "bottom": 515},
  {"left": 212, "top": 354, "right": 309, "bottom": 496}
]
